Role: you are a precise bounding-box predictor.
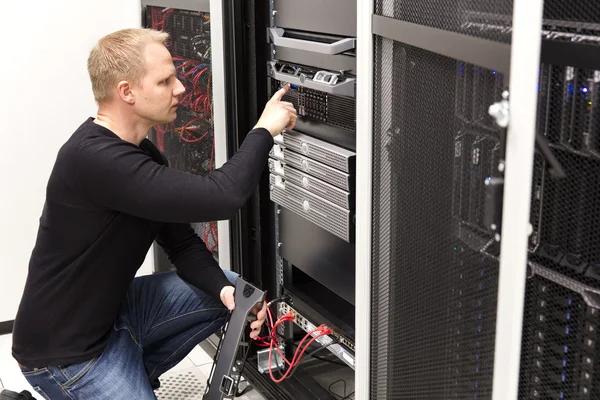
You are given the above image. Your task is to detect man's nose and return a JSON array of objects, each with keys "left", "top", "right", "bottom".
[{"left": 174, "top": 78, "right": 186, "bottom": 96}]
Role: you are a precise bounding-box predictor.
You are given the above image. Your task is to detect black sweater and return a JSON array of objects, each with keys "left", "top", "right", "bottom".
[{"left": 12, "top": 118, "right": 273, "bottom": 367}]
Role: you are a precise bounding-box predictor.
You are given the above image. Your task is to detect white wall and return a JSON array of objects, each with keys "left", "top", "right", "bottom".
[{"left": 0, "top": 0, "right": 153, "bottom": 322}]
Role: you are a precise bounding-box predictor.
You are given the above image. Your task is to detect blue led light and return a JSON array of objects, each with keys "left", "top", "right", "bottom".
[
  {"left": 564, "top": 345, "right": 568, "bottom": 353},
  {"left": 583, "top": 87, "right": 589, "bottom": 93},
  {"left": 563, "top": 359, "right": 567, "bottom": 367},
  {"left": 478, "top": 313, "right": 482, "bottom": 320},
  {"left": 562, "top": 373, "right": 566, "bottom": 382},
  {"left": 568, "top": 297, "right": 572, "bottom": 305},
  {"left": 492, "top": 71, "right": 496, "bottom": 75},
  {"left": 566, "top": 326, "right": 570, "bottom": 335}
]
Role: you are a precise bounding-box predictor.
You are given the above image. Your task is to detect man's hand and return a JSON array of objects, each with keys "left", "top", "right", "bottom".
[
  {"left": 254, "top": 84, "right": 298, "bottom": 137},
  {"left": 219, "top": 286, "right": 268, "bottom": 340},
  {"left": 249, "top": 301, "right": 268, "bottom": 340},
  {"left": 220, "top": 286, "right": 236, "bottom": 311}
]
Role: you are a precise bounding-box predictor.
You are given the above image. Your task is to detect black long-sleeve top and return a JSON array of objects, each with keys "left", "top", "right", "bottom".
[{"left": 12, "top": 117, "right": 273, "bottom": 367}]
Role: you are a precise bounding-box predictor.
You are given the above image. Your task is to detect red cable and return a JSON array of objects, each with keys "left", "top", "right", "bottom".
[
  {"left": 258, "top": 307, "right": 333, "bottom": 383},
  {"left": 268, "top": 326, "right": 331, "bottom": 383}
]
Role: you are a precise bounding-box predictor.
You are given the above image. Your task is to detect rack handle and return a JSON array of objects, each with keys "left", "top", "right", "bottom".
[{"left": 269, "top": 28, "right": 356, "bottom": 55}]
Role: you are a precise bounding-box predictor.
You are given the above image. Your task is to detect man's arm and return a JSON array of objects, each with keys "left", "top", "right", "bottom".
[
  {"left": 75, "top": 127, "right": 272, "bottom": 223},
  {"left": 155, "top": 222, "right": 231, "bottom": 300},
  {"left": 74, "top": 85, "right": 296, "bottom": 224}
]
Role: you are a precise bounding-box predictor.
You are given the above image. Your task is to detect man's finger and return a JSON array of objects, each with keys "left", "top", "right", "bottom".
[
  {"left": 225, "top": 293, "right": 235, "bottom": 311},
  {"left": 270, "top": 84, "right": 291, "bottom": 102},
  {"left": 283, "top": 104, "right": 297, "bottom": 114},
  {"left": 287, "top": 113, "right": 298, "bottom": 130},
  {"left": 257, "top": 308, "right": 267, "bottom": 322}
]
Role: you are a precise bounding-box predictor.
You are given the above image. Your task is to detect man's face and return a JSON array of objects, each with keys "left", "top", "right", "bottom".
[{"left": 133, "top": 42, "right": 185, "bottom": 126}]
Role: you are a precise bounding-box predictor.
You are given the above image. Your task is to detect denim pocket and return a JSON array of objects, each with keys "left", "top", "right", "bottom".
[
  {"left": 21, "top": 367, "right": 49, "bottom": 376},
  {"left": 33, "top": 386, "right": 51, "bottom": 400},
  {"left": 57, "top": 356, "right": 99, "bottom": 388}
]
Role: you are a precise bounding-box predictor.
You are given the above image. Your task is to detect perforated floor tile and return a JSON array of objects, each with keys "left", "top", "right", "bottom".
[{"left": 155, "top": 367, "right": 208, "bottom": 400}]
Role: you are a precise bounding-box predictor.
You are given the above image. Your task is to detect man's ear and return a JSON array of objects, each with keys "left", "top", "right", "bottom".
[{"left": 116, "top": 81, "right": 135, "bottom": 104}]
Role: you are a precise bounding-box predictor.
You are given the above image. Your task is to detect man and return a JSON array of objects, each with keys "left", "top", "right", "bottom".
[{"left": 12, "top": 28, "right": 296, "bottom": 399}]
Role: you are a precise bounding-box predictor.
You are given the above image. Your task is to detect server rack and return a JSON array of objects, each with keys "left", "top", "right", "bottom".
[
  {"left": 247, "top": 1, "right": 360, "bottom": 398},
  {"left": 142, "top": 0, "right": 232, "bottom": 273},
  {"left": 357, "top": 0, "right": 600, "bottom": 400},
  {"left": 361, "top": 1, "right": 514, "bottom": 398}
]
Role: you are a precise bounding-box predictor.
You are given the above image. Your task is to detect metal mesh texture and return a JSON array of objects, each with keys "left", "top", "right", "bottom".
[
  {"left": 518, "top": 61, "right": 600, "bottom": 399},
  {"left": 518, "top": 278, "right": 599, "bottom": 399},
  {"left": 529, "top": 65, "right": 600, "bottom": 289},
  {"left": 371, "top": 36, "right": 505, "bottom": 399},
  {"left": 146, "top": 6, "right": 219, "bottom": 269},
  {"left": 543, "top": 0, "right": 600, "bottom": 33},
  {"left": 375, "top": 0, "right": 513, "bottom": 43}
]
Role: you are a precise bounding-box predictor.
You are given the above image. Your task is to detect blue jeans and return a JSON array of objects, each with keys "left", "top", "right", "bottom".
[{"left": 20, "top": 270, "right": 237, "bottom": 400}]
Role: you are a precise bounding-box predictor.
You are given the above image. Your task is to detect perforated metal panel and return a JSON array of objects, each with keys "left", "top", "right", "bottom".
[
  {"left": 269, "top": 174, "right": 352, "bottom": 242},
  {"left": 281, "top": 130, "right": 355, "bottom": 173},
  {"left": 146, "top": 6, "right": 219, "bottom": 268},
  {"left": 517, "top": 53, "right": 600, "bottom": 399},
  {"left": 375, "top": 0, "right": 513, "bottom": 43},
  {"left": 269, "top": 160, "right": 353, "bottom": 209},
  {"left": 155, "top": 368, "right": 207, "bottom": 400},
  {"left": 528, "top": 63, "right": 600, "bottom": 289},
  {"left": 271, "top": 146, "right": 354, "bottom": 191},
  {"left": 543, "top": 0, "right": 600, "bottom": 30},
  {"left": 518, "top": 273, "right": 600, "bottom": 399},
  {"left": 281, "top": 85, "right": 356, "bottom": 133},
  {"left": 370, "top": 35, "right": 505, "bottom": 399}
]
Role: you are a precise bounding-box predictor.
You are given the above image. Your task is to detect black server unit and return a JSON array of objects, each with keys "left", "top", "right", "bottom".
[{"left": 143, "top": 5, "right": 220, "bottom": 272}]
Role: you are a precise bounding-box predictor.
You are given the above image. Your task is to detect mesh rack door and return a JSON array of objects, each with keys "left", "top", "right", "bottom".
[
  {"left": 518, "top": 1, "right": 600, "bottom": 397},
  {"left": 370, "top": 0, "right": 600, "bottom": 399},
  {"left": 370, "top": 0, "right": 513, "bottom": 398},
  {"left": 144, "top": 6, "right": 219, "bottom": 272}
]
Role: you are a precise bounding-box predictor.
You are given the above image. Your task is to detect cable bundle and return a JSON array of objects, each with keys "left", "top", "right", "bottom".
[
  {"left": 254, "top": 307, "right": 333, "bottom": 383},
  {"left": 150, "top": 8, "right": 214, "bottom": 152}
]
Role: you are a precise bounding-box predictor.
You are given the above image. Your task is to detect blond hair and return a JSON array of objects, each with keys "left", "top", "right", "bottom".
[{"left": 87, "top": 28, "right": 169, "bottom": 103}]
